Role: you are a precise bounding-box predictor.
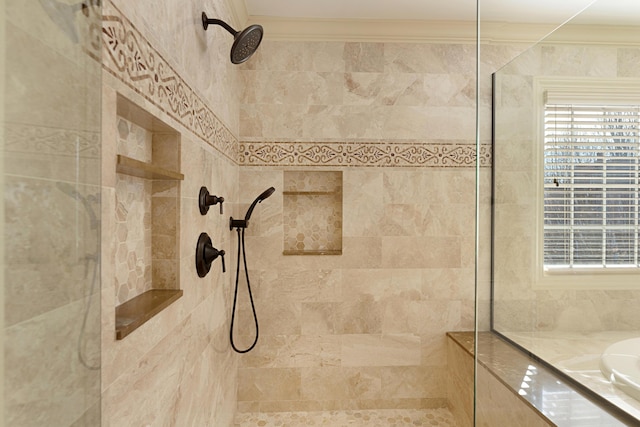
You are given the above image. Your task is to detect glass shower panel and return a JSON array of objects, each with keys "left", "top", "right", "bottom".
[
  {"left": 2, "top": 0, "right": 101, "bottom": 425},
  {"left": 489, "top": 0, "right": 640, "bottom": 422},
  {"left": 476, "top": 0, "right": 602, "bottom": 425}
]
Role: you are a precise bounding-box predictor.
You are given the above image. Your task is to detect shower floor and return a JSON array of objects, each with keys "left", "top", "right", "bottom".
[{"left": 234, "top": 408, "right": 457, "bottom": 426}]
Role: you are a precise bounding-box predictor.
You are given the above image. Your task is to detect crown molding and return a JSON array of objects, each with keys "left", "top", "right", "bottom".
[
  {"left": 539, "top": 23, "right": 640, "bottom": 46},
  {"left": 243, "top": 16, "right": 639, "bottom": 46},
  {"left": 246, "top": 16, "right": 477, "bottom": 43}
]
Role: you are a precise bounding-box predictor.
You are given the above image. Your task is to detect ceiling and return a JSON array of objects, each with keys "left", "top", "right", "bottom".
[
  {"left": 235, "top": 0, "right": 639, "bottom": 43},
  {"left": 243, "top": 0, "right": 600, "bottom": 23},
  {"left": 243, "top": 0, "right": 640, "bottom": 25}
]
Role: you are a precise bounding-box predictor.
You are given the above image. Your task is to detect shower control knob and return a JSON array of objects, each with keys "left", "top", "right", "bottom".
[
  {"left": 199, "top": 186, "right": 224, "bottom": 215},
  {"left": 196, "top": 233, "right": 226, "bottom": 277}
]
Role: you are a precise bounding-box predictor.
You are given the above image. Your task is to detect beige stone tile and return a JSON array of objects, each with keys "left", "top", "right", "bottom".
[
  {"left": 337, "top": 297, "right": 384, "bottom": 334},
  {"left": 381, "top": 366, "right": 447, "bottom": 399},
  {"left": 300, "top": 105, "right": 386, "bottom": 140},
  {"left": 241, "top": 335, "right": 341, "bottom": 369},
  {"left": 344, "top": 42, "right": 385, "bottom": 72},
  {"left": 244, "top": 71, "right": 344, "bottom": 105},
  {"left": 301, "top": 302, "right": 340, "bottom": 334},
  {"left": 301, "top": 367, "right": 382, "bottom": 401},
  {"left": 339, "top": 237, "right": 383, "bottom": 268},
  {"left": 541, "top": 45, "right": 618, "bottom": 77},
  {"left": 384, "top": 43, "right": 476, "bottom": 74},
  {"left": 447, "top": 337, "right": 474, "bottom": 427},
  {"left": 341, "top": 334, "right": 421, "bottom": 367},
  {"left": 382, "top": 236, "right": 462, "bottom": 269},
  {"left": 241, "top": 41, "right": 346, "bottom": 73},
  {"left": 5, "top": 176, "right": 100, "bottom": 325},
  {"left": 259, "top": 269, "right": 341, "bottom": 303},
  {"left": 5, "top": 22, "right": 100, "bottom": 131},
  {"left": 246, "top": 299, "right": 301, "bottom": 336},
  {"left": 618, "top": 47, "right": 640, "bottom": 77},
  {"left": 237, "top": 368, "right": 302, "bottom": 402},
  {"left": 342, "top": 169, "right": 384, "bottom": 237},
  {"left": 6, "top": 299, "right": 100, "bottom": 426},
  {"left": 421, "top": 268, "right": 475, "bottom": 301},
  {"left": 343, "top": 72, "right": 422, "bottom": 106}
]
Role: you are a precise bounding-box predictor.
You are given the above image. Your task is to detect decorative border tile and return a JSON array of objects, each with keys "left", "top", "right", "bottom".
[
  {"left": 5, "top": 123, "right": 100, "bottom": 158},
  {"left": 100, "top": 1, "right": 488, "bottom": 169},
  {"left": 101, "top": 1, "right": 238, "bottom": 163},
  {"left": 240, "top": 141, "right": 491, "bottom": 167}
]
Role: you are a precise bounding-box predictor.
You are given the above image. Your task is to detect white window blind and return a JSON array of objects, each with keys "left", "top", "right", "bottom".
[{"left": 543, "top": 103, "right": 640, "bottom": 269}]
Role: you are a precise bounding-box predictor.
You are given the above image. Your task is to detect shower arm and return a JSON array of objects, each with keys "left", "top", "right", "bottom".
[{"left": 202, "top": 13, "right": 238, "bottom": 36}]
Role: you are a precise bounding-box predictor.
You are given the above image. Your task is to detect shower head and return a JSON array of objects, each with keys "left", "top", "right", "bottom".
[
  {"left": 229, "top": 187, "right": 275, "bottom": 230},
  {"left": 201, "top": 12, "right": 263, "bottom": 64},
  {"left": 244, "top": 187, "right": 275, "bottom": 222}
]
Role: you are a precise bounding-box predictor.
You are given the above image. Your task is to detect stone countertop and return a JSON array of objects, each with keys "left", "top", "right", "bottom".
[{"left": 447, "top": 331, "right": 638, "bottom": 426}]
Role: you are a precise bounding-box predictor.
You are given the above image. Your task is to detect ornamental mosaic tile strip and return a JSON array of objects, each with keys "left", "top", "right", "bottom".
[
  {"left": 240, "top": 141, "right": 491, "bottom": 167},
  {"left": 100, "top": 1, "right": 488, "bottom": 169},
  {"left": 5, "top": 123, "right": 100, "bottom": 158},
  {"left": 101, "top": 2, "right": 238, "bottom": 163}
]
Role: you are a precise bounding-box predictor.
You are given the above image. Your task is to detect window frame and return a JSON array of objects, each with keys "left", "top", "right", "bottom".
[{"left": 533, "top": 77, "right": 640, "bottom": 289}]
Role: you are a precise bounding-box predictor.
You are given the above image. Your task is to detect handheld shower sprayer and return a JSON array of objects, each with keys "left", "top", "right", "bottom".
[
  {"left": 229, "top": 186, "right": 275, "bottom": 230},
  {"left": 229, "top": 187, "right": 275, "bottom": 353}
]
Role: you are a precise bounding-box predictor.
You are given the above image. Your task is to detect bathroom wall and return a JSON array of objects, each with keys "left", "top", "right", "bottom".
[
  {"left": 100, "top": 0, "right": 242, "bottom": 424},
  {"left": 492, "top": 38, "right": 640, "bottom": 334},
  {"left": 236, "top": 40, "right": 482, "bottom": 412}
]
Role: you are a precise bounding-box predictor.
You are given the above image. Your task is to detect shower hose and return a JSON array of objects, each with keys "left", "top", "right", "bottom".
[{"left": 229, "top": 227, "right": 259, "bottom": 353}]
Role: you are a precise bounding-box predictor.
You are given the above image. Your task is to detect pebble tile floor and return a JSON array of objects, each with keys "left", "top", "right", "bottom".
[{"left": 234, "top": 409, "right": 457, "bottom": 426}]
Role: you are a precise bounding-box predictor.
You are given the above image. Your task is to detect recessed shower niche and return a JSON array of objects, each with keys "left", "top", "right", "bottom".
[
  {"left": 114, "top": 95, "right": 184, "bottom": 340},
  {"left": 283, "top": 171, "right": 343, "bottom": 255}
]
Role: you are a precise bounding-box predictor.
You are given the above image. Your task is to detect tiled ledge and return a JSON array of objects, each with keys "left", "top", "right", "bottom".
[{"left": 447, "top": 332, "right": 637, "bottom": 426}]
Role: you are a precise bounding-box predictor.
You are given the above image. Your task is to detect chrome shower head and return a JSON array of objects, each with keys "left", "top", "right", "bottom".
[{"left": 201, "top": 12, "right": 263, "bottom": 64}]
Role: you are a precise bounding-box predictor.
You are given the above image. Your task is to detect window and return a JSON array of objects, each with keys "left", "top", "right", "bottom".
[{"left": 543, "top": 102, "right": 640, "bottom": 271}]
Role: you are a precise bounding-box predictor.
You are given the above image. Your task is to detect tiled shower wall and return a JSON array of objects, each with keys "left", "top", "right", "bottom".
[
  {"left": 236, "top": 40, "right": 481, "bottom": 412},
  {"left": 100, "top": 0, "right": 241, "bottom": 425}
]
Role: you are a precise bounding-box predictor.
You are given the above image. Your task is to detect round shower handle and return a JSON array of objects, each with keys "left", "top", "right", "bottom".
[
  {"left": 199, "top": 186, "right": 224, "bottom": 215},
  {"left": 196, "top": 233, "right": 226, "bottom": 277},
  {"left": 218, "top": 250, "right": 226, "bottom": 273}
]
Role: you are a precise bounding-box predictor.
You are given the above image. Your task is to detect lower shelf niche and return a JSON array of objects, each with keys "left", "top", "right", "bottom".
[
  {"left": 115, "top": 289, "right": 183, "bottom": 340},
  {"left": 113, "top": 94, "right": 183, "bottom": 340}
]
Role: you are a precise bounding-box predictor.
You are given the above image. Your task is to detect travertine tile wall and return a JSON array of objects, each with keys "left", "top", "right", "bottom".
[
  {"left": 100, "top": 0, "right": 242, "bottom": 425},
  {"left": 492, "top": 41, "right": 640, "bottom": 334},
  {"left": 236, "top": 40, "right": 479, "bottom": 412},
  {"left": 447, "top": 336, "right": 474, "bottom": 426}
]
